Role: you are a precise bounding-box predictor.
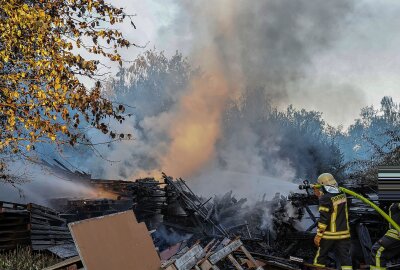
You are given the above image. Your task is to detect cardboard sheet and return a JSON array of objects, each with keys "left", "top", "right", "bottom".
[{"left": 69, "top": 211, "right": 161, "bottom": 270}]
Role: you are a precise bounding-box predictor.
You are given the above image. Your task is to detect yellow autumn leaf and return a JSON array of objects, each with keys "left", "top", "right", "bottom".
[{"left": 0, "top": 0, "right": 134, "bottom": 159}]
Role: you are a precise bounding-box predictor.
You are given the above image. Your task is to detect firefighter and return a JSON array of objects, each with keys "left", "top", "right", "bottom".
[
  {"left": 313, "top": 173, "right": 353, "bottom": 270},
  {"left": 370, "top": 202, "right": 400, "bottom": 270}
]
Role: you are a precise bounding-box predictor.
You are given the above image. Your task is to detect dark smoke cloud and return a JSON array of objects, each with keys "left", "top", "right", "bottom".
[
  {"left": 173, "top": 0, "right": 353, "bottom": 102},
  {"left": 79, "top": 0, "right": 354, "bottom": 197},
  {"left": 2, "top": 1, "right": 357, "bottom": 201},
  {"left": 174, "top": 0, "right": 354, "bottom": 194}
]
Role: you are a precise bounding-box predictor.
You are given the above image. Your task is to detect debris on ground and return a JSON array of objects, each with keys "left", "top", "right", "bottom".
[{"left": 0, "top": 160, "right": 393, "bottom": 269}]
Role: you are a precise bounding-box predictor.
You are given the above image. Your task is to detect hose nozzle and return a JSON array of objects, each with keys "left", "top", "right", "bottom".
[{"left": 298, "top": 180, "right": 311, "bottom": 190}]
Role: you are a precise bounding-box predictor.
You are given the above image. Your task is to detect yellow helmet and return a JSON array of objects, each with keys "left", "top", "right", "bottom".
[{"left": 317, "top": 173, "right": 337, "bottom": 186}]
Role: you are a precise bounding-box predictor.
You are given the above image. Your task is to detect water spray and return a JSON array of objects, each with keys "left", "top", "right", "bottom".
[{"left": 299, "top": 180, "right": 400, "bottom": 232}]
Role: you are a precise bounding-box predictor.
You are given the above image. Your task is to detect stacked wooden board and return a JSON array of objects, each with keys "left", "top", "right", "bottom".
[
  {"left": 0, "top": 201, "right": 73, "bottom": 250},
  {"left": 28, "top": 203, "right": 73, "bottom": 250},
  {"left": 0, "top": 201, "right": 30, "bottom": 250}
]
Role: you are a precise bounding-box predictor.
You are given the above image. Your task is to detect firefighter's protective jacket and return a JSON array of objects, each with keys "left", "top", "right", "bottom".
[
  {"left": 389, "top": 202, "right": 400, "bottom": 231},
  {"left": 317, "top": 189, "right": 350, "bottom": 240},
  {"left": 370, "top": 202, "right": 400, "bottom": 270}
]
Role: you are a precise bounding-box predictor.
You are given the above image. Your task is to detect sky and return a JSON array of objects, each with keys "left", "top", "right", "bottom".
[{"left": 106, "top": 0, "right": 400, "bottom": 128}]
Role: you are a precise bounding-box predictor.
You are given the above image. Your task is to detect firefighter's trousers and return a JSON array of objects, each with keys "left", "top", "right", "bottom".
[
  {"left": 370, "top": 229, "right": 400, "bottom": 270},
  {"left": 314, "top": 238, "right": 352, "bottom": 269}
]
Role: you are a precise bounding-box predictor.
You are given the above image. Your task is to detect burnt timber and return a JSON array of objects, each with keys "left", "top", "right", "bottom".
[
  {"left": 1, "top": 159, "right": 396, "bottom": 269},
  {"left": 0, "top": 201, "right": 73, "bottom": 251}
]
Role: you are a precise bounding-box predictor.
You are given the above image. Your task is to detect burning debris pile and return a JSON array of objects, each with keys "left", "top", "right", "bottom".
[
  {"left": 55, "top": 168, "right": 319, "bottom": 265},
  {"left": 0, "top": 160, "right": 314, "bottom": 269},
  {"left": 0, "top": 159, "right": 391, "bottom": 269},
  {"left": 52, "top": 171, "right": 311, "bottom": 257}
]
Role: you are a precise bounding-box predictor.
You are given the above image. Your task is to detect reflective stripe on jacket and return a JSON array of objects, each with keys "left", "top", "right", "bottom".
[
  {"left": 317, "top": 191, "right": 350, "bottom": 239},
  {"left": 389, "top": 202, "right": 400, "bottom": 231}
]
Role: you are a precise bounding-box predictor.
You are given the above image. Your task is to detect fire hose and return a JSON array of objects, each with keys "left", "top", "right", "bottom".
[{"left": 299, "top": 182, "right": 400, "bottom": 232}]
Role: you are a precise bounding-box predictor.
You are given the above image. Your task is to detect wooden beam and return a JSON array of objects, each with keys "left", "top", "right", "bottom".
[
  {"left": 199, "top": 259, "right": 220, "bottom": 270},
  {"left": 208, "top": 239, "right": 242, "bottom": 264},
  {"left": 42, "top": 256, "right": 81, "bottom": 270},
  {"left": 227, "top": 254, "right": 243, "bottom": 270},
  {"left": 239, "top": 245, "right": 264, "bottom": 270},
  {"left": 174, "top": 244, "right": 205, "bottom": 270}
]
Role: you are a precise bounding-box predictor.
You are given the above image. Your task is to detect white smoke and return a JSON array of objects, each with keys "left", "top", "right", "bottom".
[
  {"left": 67, "top": 0, "right": 356, "bottom": 198},
  {"left": 1, "top": 1, "right": 359, "bottom": 202},
  {"left": 0, "top": 161, "right": 98, "bottom": 205}
]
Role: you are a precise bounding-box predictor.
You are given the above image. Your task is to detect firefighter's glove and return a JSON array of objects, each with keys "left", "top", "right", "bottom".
[
  {"left": 313, "top": 186, "right": 322, "bottom": 198},
  {"left": 314, "top": 233, "right": 322, "bottom": 247},
  {"left": 314, "top": 229, "right": 324, "bottom": 247}
]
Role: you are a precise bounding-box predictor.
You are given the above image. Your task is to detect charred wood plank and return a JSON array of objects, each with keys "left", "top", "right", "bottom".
[
  {"left": 31, "top": 240, "right": 72, "bottom": 245},
  {"left": 0, "top": 230, "right": 29, "bottom": 235},
  {"left": 162, "top": 222, "right": 203, "bottom": 234},
  {"left": 30, "top": 234, "right": 72, "bottom": 240},
  {"left": 0, "top": 236, "right": 30, "bottom": 243},
  {"left": 168, "top": 181, "right": 228, "bottom": 236},
  {"left": 30, "top": 211, "right": 66, "bottom": 223},
  {"left": 0, "top": 201, "right": 28, "bottom": 211},
  {"left": 32, "top": 240, "right": 74, "bottom": 250},
  {"left": 199, "top": 259, "right": 220, "bottom": 270},
  {"left": 236, "top": 251, "right": 299, "bottom": 269},
  {"left": 209, "top": 239, "right": 242, "bottom": 264},
  {"left": 30, "top": 217, "right": 51, "bottom": 225},
  {"left": 30, "top": 230, "right": 71, "bottom": 236},
  {"left": 28, "top": 203, "right": 61, "bottom": 215},
  {"left": 42, "top": 255, "right": 81, "bottom": 270},
  {"left": 0, "top": 243, "right": 29, "bottom": 250},
  {"left": 0, "top": 209, "right": 28, "bottom": 214},
  {"left": 227, "top": 254, "right": 243, "bottom": 270},
  {"left": 30, "top": 224, "right": 70, "bottom": 231},
  {"left": 239, "top": 245, "right": 263, "bottom": 270},
  {"left": 174, "top": 244, "right": 205, "bottom": 270}
]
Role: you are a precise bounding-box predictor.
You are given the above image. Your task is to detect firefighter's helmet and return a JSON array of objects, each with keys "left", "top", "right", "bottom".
[{"left": 317, "top": 173, "right": 337, "bottom": 186}]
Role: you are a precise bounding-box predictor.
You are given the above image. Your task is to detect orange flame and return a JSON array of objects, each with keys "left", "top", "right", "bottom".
[{"left": 160, "top": 46, "right": 238, "bottom": 177}]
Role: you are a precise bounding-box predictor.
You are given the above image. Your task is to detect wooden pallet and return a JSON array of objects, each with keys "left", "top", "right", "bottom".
[
  {"left": 163, "top": 238, "right": 264, "bottom": 270},
  {"left": 27, "top": 202, "right": 73, "bottom": 250},
  {"left": 0, "top": 201, "right": 73, "bottom": 251}
]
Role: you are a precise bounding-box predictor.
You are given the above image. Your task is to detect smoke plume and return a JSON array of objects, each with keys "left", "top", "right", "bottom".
[
  {"left": 72, "top": 0, "right": 355, "bottom": 198},
  {"left": 164, "top": 0, "right": 353, "bottom": 187},
  {"left": 0, "top": 1, "right": 355, "bottom": 202}
]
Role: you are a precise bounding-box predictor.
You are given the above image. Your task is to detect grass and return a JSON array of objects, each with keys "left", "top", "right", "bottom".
[{"left": 0, "top": 246, "right": 60, "bottom": 270}]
